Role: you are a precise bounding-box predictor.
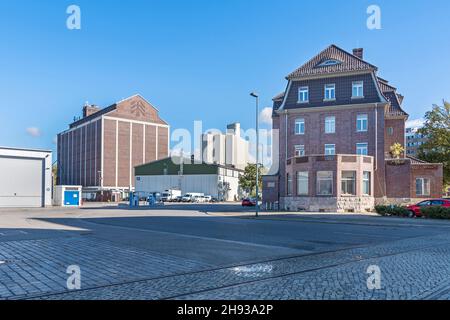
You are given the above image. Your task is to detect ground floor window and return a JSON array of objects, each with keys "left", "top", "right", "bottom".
[
  {"left": 416, "top": 178, "right": 430, "bottom": 196},
  {"left": 317, "top": 171, "right": 333, "bottom": 195},
  {"left": 363, "top": 171, "right": 371, "bottom": 195},
  {"left": 297, "top": 171, "right": 309, "bottom": 195},
  {"left": 287, "top": 173, "right": 293, "bottom": 195},
  {"left": 341, "top": 171, "right": 356, "bottom": 195}
]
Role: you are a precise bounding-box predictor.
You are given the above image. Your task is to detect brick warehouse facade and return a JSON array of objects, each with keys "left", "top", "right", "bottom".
[
  {"left": 57, "top": 94, "right": 169, "bottom": 201},
  {"left": 263, "top": 45, "right": 443, "bottom": 212}
]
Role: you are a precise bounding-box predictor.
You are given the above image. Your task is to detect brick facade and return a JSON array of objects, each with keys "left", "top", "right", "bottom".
[
  {"left": 57, "top": 95, "right": 169, "bottom": 196},
  {"left": 262, "top": 45, "right": 443, "bottom": 212}
]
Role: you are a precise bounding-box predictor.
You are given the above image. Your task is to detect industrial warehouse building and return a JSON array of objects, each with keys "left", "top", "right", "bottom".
[
  {"left": 135, "top": 157, "right": 244, "bottom": 201},
  {"left": 0, "top": 147, "right": 52, "bottom": 208},
  {"left": 57, "top": 94, "right": 170, "bottom": 201}
]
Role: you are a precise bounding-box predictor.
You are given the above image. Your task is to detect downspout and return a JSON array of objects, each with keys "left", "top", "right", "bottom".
[
  {"left": 285, "top": 111, "right": 288, "bottom": 158},
  {"left": 375, "top": 104, "right": 378, "bottom": 171}
]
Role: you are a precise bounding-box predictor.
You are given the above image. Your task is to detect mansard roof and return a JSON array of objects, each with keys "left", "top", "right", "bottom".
[
  {"left": 376, "top": 77, "right": 408, "bottom": 116},
  {"left": 286, "top": 45, "right": 377, "bottom": 80}
]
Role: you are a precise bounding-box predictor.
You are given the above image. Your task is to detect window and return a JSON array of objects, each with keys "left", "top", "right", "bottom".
[
  {"left": 357, "top": 114, "right": 368, "bottom": 132},
  {"left": 387, "top": 127, "right": 394, "bottom": 136},
  {"left": 318, "top": 59, "right": 341, "bottom": 67},
  {"left": 352, "top": 81, "right": 364, "bottom": 98},
  {"left": 295, "top": 145, "right": 305, "bottom": 157},
  {"left": 325, "top": 144, "right": 336, "bottom": 155},
  {"left": 297, "top": 172, "right": 309, "bottom": 196},
  {"left": 341, "top": 171, "right": 356, "bottom": 196},
  {"left": 295, "top": 118, "right": 305, "bottom": 135},
  {"left": 325, "top": 116, "right": 336, "bottom": 134},
  {"left": 418, "top": 200, "right": 431, "bottom": 207},
  {"left": 324, "top": 84, "right": 336, "bottom": 100},
  {"left": 287, "top": 174, "right": 293, "bottom": 195},
  {"left": 298, "top": 87, "right": 309, "bottom": 103},
  {"left": 317, "top": 171, "right": 333, "bottom": 195},
  {"left": 363, "top": 171, "right": 371, "bottom": 195},
  {"left": 356, "top": 143, "right": 368, "bottom": 155},
  {"left": 416, "top": 178, "right": 431, "bottom": 196}
]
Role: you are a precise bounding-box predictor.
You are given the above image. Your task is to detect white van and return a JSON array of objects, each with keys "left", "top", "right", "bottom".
[{"left": 181, "top": 193, "right": 204, "bottom": 202}]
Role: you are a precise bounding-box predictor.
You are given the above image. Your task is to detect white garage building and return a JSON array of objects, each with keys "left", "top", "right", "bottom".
[
  {"left": 0, "top": 147, "right": 52, "bottom": 208},
  {"left": 135, "top": 157, "right": 244, "bottom": 202}
]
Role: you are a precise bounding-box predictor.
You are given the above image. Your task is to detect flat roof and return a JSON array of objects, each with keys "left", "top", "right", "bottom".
[{"left": 0, "top": 146, "right": 52, "bottom": 153}]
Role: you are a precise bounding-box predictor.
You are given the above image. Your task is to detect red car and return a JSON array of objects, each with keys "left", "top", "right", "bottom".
[
  {"left": 242, "top": 198, "right": 256, "bottom": 207},
  {"left": 407, "top": 199, "right": 450, "bottom": 217}
]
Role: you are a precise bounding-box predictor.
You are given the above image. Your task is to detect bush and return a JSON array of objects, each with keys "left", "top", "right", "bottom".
[
  {"left": 421, "top": 206, "right": 450, "bottom": 219},
  {"left": 375, "top": 205, "right": 410, "bottom": 217}
]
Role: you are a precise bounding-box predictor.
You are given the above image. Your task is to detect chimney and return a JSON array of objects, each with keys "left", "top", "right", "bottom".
[
  {"left": 353, "top": 48, "right": 364, "bottom": 59},
  {"left": 83, "top": 104, "right": 101, "bottom": 118}
]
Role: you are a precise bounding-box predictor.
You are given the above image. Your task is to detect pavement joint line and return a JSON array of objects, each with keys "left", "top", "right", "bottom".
[
  {"left": 163, "top": 240, "right": 450, "bottom": 300},
  {"left": 233, "top": 214, "right": 450, "bottom": 229},
  {"left": 72, "top": 217, "right": 312, "bottom": 253},
  {"left": 22, "top": 234, "right": 450, "bottom": 301}
]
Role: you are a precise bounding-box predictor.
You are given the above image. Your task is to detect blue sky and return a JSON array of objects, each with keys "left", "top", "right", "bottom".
[{"left": 1, "top": 0, "right": 449, "bottom": 155}]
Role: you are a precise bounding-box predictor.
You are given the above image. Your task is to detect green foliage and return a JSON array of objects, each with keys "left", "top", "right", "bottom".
[
  {"left": 417, "top": 101, "right": 450, "bottom": 187},
  {"left": 238, "top": 164, "right": 263, "bottom": 196},
  {"left": 375, "top": 205, "right": 410, "bottom": 217},
  {"left": 421, "top": 206, "right": 450, "bottom": 219}
]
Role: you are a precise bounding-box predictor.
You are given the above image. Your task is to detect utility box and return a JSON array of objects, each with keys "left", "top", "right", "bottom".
[{"left": 53, "top": 186, "right": 82, "bottom": 207}]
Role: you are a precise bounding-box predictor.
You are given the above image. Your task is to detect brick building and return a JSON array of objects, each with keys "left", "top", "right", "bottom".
[
  {"left": 57, "top": 94, "right": 169, "bottom": 201},
  {"left": 263, "top": 45, "right": 443, "bottom": 212}
]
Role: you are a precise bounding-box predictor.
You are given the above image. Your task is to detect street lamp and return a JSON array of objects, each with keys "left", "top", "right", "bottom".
[{"left": 250, "top": 92, "right": 259, "bottom": 217}]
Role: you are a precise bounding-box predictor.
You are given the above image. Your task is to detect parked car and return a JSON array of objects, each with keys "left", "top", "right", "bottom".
[
  {"left": 204, "top": 195, "right": 213, "bottom": 202},
  {"left": 407, "top": 199, "right": 450, "bottom": 217},
  {"left": 242, "top": 198, "right": 256, "bottom": 207}
]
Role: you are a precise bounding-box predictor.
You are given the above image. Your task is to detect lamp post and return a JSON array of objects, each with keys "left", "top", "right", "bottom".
[{"left": 250, "top": 92, "right": 259, "bottom": 217}]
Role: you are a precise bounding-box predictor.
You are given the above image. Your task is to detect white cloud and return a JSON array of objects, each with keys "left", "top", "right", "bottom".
[
  {"left": 259, "top": 107, "right": 273, "bottom": 126},
  {"left": 406, "top": 118, "right": 425, "bottom": 129},
  {"left": 26, "top": 127, "right": 42, "bottom": 137}
]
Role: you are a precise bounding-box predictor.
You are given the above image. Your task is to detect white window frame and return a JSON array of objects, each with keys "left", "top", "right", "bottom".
[
  {"left": 317, "top": 171, "right": 333, "bottom": 196},
  {"left": 356, "top": 143, "right": 368, "bottom": 155},
  {"left": 325, "top": 116, "right": 336, "bottom": 134},
  {"left": 416, "top": 178, "right": 431, "bottom": 196},
  {"left": 324, "top": 144, "right": 336, "bottom": 155},
  {"left": 295, "top": 118, "right": 305, "bottom": 135},
  {"left": 341, "top": 171, "right": 356, "bottom": 196},
  {"left": 298, "top": 86, "right": 309, "bottom": 103},
  {"left": 363, "top": 171, "right": 371, "bottom": 196},
  {"left": 295, "top": 145, "right": 305, "bottom": 157},
  {"left": 352, "top": 81, "right": 364, "bottom": 98},
  {"left": 356, "top": 114, "right": 368, "bottom": 132},
  {"left": 324, "top": 84, "right": 336, "bottom": 101},
  {"left": 297, "top": 171, "right": 309, "bottom": 196}
]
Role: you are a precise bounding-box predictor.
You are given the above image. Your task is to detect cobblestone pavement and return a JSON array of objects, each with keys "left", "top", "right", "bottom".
[
  {"left": 29, "top": 233, "right": 450, "bottom": 300},
  {"left": 3, "top": 205, "right": 450, "bottom": 300},
  {"left": 0, "top": 237, "right": 212, "bottom": 299}
]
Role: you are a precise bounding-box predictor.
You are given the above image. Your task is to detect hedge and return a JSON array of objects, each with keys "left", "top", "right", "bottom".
[
  {"left": 375, "top": 205, "right": 410, "bottom": 217},
  {"left": 421, "top": 206, "right": 450, "bottom": 219}
]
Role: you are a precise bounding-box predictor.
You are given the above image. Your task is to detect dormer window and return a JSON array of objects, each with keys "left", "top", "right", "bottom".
[{"left": 317, "top": 59, "right": 342, "bottom": 67}]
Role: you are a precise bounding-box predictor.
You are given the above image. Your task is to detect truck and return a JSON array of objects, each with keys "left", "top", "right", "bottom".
[{"left": 160, "top": 189, "right": 182, "bottom": 202}]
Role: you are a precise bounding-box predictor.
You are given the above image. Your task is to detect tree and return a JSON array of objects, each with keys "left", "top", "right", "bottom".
[
  {"left": 238, "top": 164, "right": 263, "bottom": 197},
  {"left": 390, "top": 143, "right": 405, "bottom": 159},
  {"left": 417, "top": 101, "right": 450, "bottom": 187}
]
